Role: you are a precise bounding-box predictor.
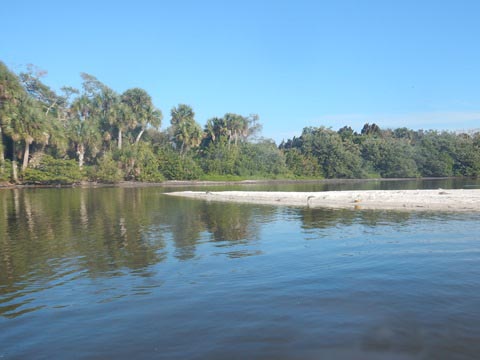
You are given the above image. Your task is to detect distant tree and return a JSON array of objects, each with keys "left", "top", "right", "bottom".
[
  {"left": 67, "top": 116, "right": 101, "bottom": 168},
  {"left": 77, "top": 73, "right": 133, "bottom": 151},
  {"left": 1, "top": 87, "right": 49, "bottom": 175},
  {"left": 199, "top": 138, "right": 239, "bottom": 175},
  {"left": 157, "top": 147, "right": 202, "bottom": 180},
  {"left": 224, "top": 113, "right": 261, "bottom": 145},
  {"left": 237, "top": 139, "right": 288, "bottom": 177},
  {"left": 337, "top": 126, "right": 356, "bottom": 141},
  {"left": 452, "top": 134, "right": 480, "bottom": 176},
  {"left": 361, "top": 123, "right": 381, "bottom": 136},
  {"left": 294, "top": 127, "right": 364, "bottom": 178},
  {"left": 0, "top": 61, "right": 25, "bottom": 167},
  {"left": 170, "top": 104, "right": 202, "bottom": 155},
  {"left": 103, "top": 88, "right": 131, "bottom": 150},
  {"left": 203, "top": 113, "right": 261, "bottom": 148},
  {"left": 414, "top": 131, "right": 454, "bottom": 176},
  {"left": 283, "top": 148, "right": 322, "bottom": 178},
  {"left": 19, "top": 64, "right": 65, "bottom": 117},
  {"left": 121, "top": 88, "right": 162, "bottom": 145},
  {"left": 361, "top": 137, "right": 418, "bottom": 178},
  {"left": 203, "top": 117, "right": 228, "bottom": 146}
]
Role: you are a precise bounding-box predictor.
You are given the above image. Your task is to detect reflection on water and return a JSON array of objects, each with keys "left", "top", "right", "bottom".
[
  {"left": 0, "top": 188, "right": 274, "bottom": 318},
  {"left": 1, "top": 181, "right": 480, "bottom": 359},
  {"left": 162, "top": 177, "right": 480, "bottom": 193}
]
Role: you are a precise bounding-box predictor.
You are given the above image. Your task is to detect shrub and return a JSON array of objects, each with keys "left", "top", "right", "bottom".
[
  {"left": 132, "top": 143, "right": 164, "bottom": 182},
  {"left": 157, "top": 148, "right": 202, "bottom": 180},
  {"left": 22, "top": 156, "right": 84, "bottom": 185},
  {"left": 0, "top": 160, "right": 13, "bottom": 182},
  {"left": 93, "top": 153, "right": 123, "bottom": 183}
]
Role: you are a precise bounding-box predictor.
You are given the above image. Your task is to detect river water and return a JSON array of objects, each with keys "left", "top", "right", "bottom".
[{"left": 1, "top": 179, "right": 480, "bottom": 359}]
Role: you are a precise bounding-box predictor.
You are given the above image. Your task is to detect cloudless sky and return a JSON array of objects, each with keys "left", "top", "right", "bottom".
[{"left": 3, "top": 0, "right": 480, "bottom": 143}]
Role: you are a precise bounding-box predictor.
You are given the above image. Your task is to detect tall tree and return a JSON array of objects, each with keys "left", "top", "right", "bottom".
[
  {"left": 361, "top": 123, "right": 382, "bottom": 136},
  {"left": 0, "top": 63, "right": 50, "bottom": 177},
  {"left": 92, "top": 85, "right": 128, "bottom": 150},
  {"left": 121, "top": 88, "right": 162, "bottom": 144},
  {"left": 203, "top": 113, "right": 261, "bottom": 148},
  {"left": 19, "top": 64, "right": 63, "bottom": 117},
  {"left": 77, "top": 73, "right": 126, "bottom": 150},
  {"left": 170, "top": 104, "right": 202, "bottom": 155},
  {"left": 67, "top": 116, "right": 101, "bottom": 168},
  {"left": 5, "top": 94, "right": 49, "bottom": 171},
  {"left": 203, "top": 117, "right": 228, "bottom": 145},
  {"left": 0, "top": 62, "right": 25, "bottom": 165},
  {"left": 224, "top": 113, "right": 245, "bottom": 146}
]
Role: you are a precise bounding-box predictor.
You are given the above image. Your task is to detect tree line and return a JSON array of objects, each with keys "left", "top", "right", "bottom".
[{"left": 0, "top": 61, "right": 479, "bottom": 184}]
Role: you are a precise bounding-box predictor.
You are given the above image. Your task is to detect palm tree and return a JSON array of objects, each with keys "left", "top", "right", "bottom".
[
  {"left": 138, "top": 106, "right": 162, "bottom": 144},
  {"left": 6, "top": 94, "right": 49, "bottom": 171},
  {"left": 0, "top": 61, "right": 25, "bottom": 168},
  {"left": 204, "top": 117, "right": 229, "bottom": 144},
  {"left": 98, "top": 87, "right": 133, "bottom": 150},
  {"left": 121, "top": 88, "right": 162, "bottom": 145},
  {"left": 224, "top": 113, "right": 248, "bottom": 146},
  {"left": 68, "top": 117, "right": 101, "bottom": 168},
  {"left": 175, "top": 119, "right": 202, "bottom": 155},
  {"left": 170, "top": 104, "right": 202, "bottom": 155},
  {"left": 170, "top": 104, "right": 194, "bottom": 126}
]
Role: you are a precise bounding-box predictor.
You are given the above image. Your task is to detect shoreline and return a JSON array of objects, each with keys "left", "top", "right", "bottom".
[
  {"left": 0, "top": 177, "right": 470, "bottom": 190},
  {"left": 166, "top": 189, "right": 480, "bottom": 212}
]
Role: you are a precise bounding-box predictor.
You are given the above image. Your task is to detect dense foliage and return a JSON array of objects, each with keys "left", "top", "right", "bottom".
[
  {"left": 0, "top": 61, "right": 479, "bottom": 184},
  {"left": 280, "top": 126, "right": 480, "bottom": 178}
]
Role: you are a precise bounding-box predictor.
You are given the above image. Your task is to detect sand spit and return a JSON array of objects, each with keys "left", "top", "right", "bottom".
[{"left": 166, "top": 189, "right": 480, "bottom": 212}]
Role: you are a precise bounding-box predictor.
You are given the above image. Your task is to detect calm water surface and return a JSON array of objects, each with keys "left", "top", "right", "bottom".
[{"left": 1, "top": 179, "right": 480, "bottom": 359}]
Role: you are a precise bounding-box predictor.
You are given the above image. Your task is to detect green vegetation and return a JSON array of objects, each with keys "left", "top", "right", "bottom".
[
  {"left": 22, "top": 156, "right": 84, "bottom": 184},
  {"left": 0, "top": 60, "right": 479, "bottom": 184}
]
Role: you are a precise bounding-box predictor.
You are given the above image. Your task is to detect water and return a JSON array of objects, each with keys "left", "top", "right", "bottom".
[{"left": 1, "top": 179, "right": 480, "bottom": 359}]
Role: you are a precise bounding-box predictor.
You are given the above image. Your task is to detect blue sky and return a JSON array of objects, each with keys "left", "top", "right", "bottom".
[{"left": 3, "top": 0, "right": 480, "bottom": 143}]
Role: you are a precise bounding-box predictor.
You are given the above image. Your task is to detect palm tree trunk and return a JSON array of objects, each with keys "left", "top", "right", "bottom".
[
  {"left": 77, "top": 143, "right": 85, "bottom": 168},
  {"left": 118, "top": 128, "right": 122, "bottom": 150},
  {"left": 0, "top": 127, "right": 4, "bottom": 164},
  {"left": 135, "top": 128, "right": 145, "bottom": 145},
  {"left": 22, "top": 139, "right": 32, "bottom": 171},
  {"left": 12, "top": 142, "right": 18, "bottom": 183}
]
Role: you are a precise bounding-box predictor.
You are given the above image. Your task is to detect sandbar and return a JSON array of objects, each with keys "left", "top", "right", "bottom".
[{"left": 166, "top": 189, "right": 480, "bottom": 212}]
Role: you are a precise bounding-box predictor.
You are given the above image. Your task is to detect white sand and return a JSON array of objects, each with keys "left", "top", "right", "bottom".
[{"left": 166, "top": 189, "right": 480, "bottom": 212}]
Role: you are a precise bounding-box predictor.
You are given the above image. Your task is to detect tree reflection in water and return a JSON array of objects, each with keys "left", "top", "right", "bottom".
[
  {"left": 0, "top": 186, "right": 464, "bottom": 318},
  {"left": 0, "top": 188, "right": 273, "bottom": 303}
]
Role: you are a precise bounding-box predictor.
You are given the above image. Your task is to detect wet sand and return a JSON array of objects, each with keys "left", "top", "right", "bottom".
[{"left": 166, "top": 189, "right": 480, "bottom": 212}]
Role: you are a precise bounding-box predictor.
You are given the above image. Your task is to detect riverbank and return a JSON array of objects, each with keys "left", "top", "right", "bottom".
[
  {"left": 166, "top": 189, "right": 480, "bottom": 212},
  {"left": 0, "top": 177, "right": 467, "bottom": 190}
]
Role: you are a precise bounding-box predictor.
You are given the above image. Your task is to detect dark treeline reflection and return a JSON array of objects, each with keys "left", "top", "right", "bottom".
[
  {"left": 299, "top": 206, "right": 462, "bottom": 233},
  {"left": 0, "top": 188, "right": 275, "bottom": 308},
  {"left": 0, "top": 188, "right": 168, "bottom": 314},
  {"left": 222, "top": 177, "right": 478, "bottom": 193},
  {"left": 0, "top": 186, "right": 470, "bottom": 318},
  {"left": 300, "top": 208, "right": 413, "bottom": 230},
  {"left": 160, "top": 197, "right": 273, "bottom": 260}
]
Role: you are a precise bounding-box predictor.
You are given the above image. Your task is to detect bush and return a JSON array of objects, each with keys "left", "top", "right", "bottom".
[
  {"left": 93, "top": 153, "right": 123, "bottom": 183},
  {"left": 284, "top": 148, "right": 322, "bottom": 178},
  {"left": 0, "top": 160, "right": 13, "bottom": 182},
  {"left": 237, "top": 140, "right": 288, "bottom": 177},
  {"left": 157, "top": 148, "right": 202, "bottom": 180},
  {"left": 198, "top": 140, "right": 238, "bottom": 176},
  {"left": 135, "top": 143, "right": 164, "bottom": 182},
  {"left": 22, "top": 156, "right": 84, "bottom": 185}
]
